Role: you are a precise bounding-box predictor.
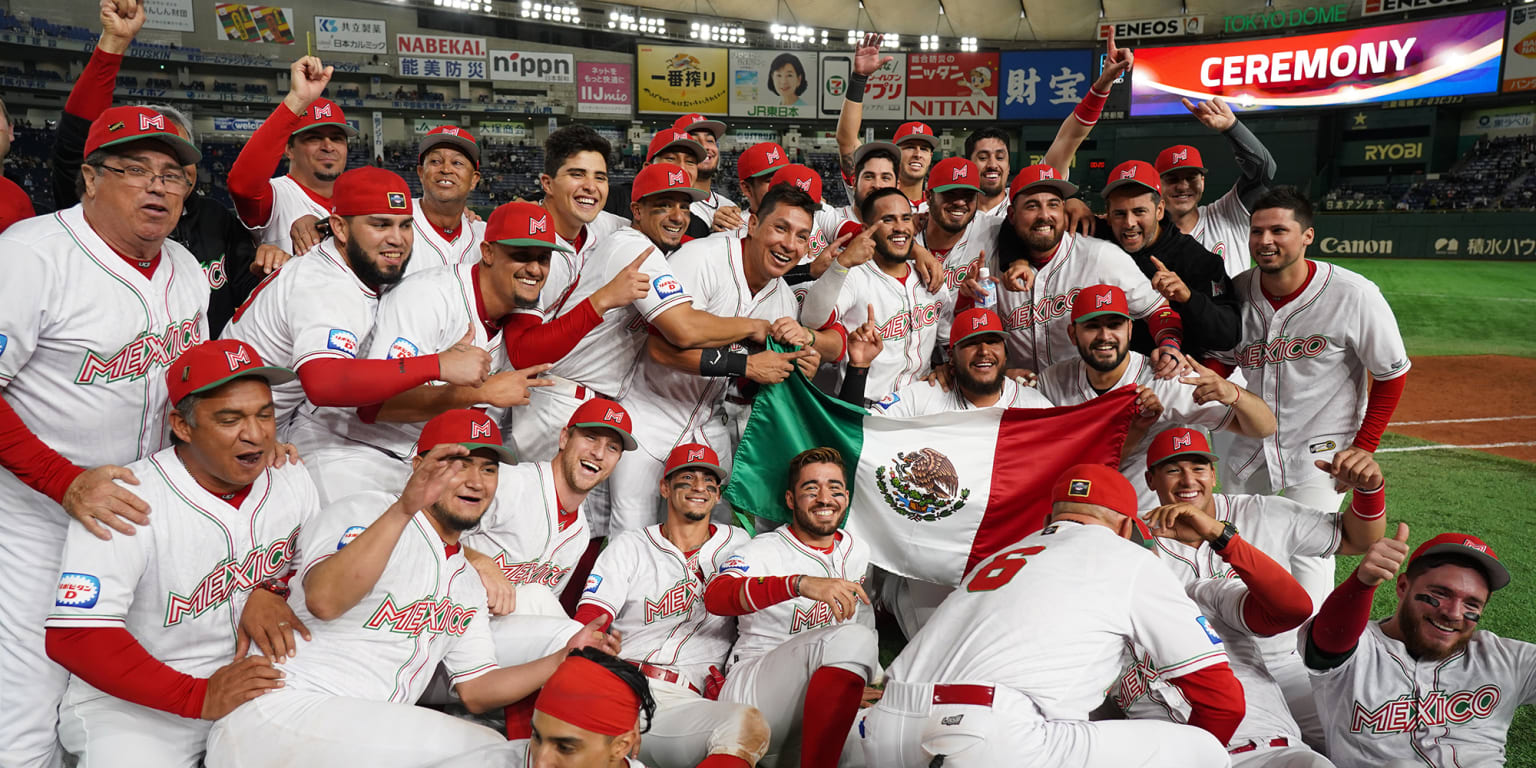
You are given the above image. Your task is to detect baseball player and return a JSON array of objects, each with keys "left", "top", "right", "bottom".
[
  {"left": 1212, "top": 187, "right": 1410, "bottom": 607},
  {"left": 609, "top": 184, "right": 841, "bottom": 533},
  {"left": 966, "top": 127, "right": 1013, "bottom": 220},
  {"left": 703, "top": 447, "right": 879, "bottom": 768},
  {"left": 1159, "top": 97, "right": 1278, "bottom": 278},
  {"left": 603, "top": 129, "right": 712, "bottom": 238},
  {"left": 674, "top": 113, "right": 743, "bottom": 234},
  {"left": 575, "top": 444, "right": 767, "bottom": 767},
  {"left": 1133, "top": 425, "right": 1387, "bottom": 755},
  {"left": 836, "top": 35, "right": 933, "bottom": 211},
  {"left": 1302, "top": 526, "right": 1536, "bottom": 767},
  {"left": 918, "top": 157, "right": 1003, "bottom": 292},
  {"left": 221, "top": 166, "right": 492, "bottom": 437},
  {"left": 860, "top": 465, "right": 1244, "bottom": 768},
  {"left": 802, "top": 187, "right": 954, "bottom": 401},
  {"left": 227, "top": 55, "right": 355, "bottom": 253},
  {"left": 1040, "top": 30, "right": 1135, "bottom": 188},
  {"left": 1038, "top": 284, "right": 1275, "bottom": 510},
  {"left": 0, "top": 105, "right": 209, "bottom": 768},
  {"left": 204, "top": 410, "right": 614, "bottom": 766},
  {"left": 715, "top": 141, "right": 791, "bottom": 240},
  {"left": 45, "top": 340, "right": 312, "bottom": 766},
  {"left": 403, "top": 126, "right": 487, "bottom": 278}
]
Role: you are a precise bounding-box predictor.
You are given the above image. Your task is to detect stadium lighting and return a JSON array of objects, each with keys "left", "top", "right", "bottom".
[
  {"left": 697, "top": 21, "right": 747, "bottom": 44},
  {"left": 959, "top": 36, "right": 977, "bottom": 52},
  {"left": 882, "top": 33, "right": 900, "bottom": 49},
  {"left": 521, "top": 1, "right": 580, "bottom": 24},
  {"left": 920, "top": 34, "right": 939, "bottom": 52},
  {"left": 771, "top": 23, "right": 818, "bottom": 44},
  {"left": 611, "top": 11, "right": 665, "bottom": 35}
]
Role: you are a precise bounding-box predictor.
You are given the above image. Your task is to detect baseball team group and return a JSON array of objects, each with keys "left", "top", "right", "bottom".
[{"left": 0, "top": 3, "right": 1530, "bottom": 768}]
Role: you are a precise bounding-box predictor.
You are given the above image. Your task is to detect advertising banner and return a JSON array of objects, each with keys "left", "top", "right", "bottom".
[
  {"left": 211, "top": 117, "right": 264, "bottom": 132},
  {"left": 1360, "top": 0, "right": 1467, "bottom": 16},
  {"left": 1505, "top": 8, "right": 1536, "bottom": 93},
  {"left": 637, "top": 45, "right": 728, "bottom": 115},
  {"left": 1097, "top": 15, "right": 1205, "bottom": 40},
  {"left": 1338, "top": 138, "right": 1428, "bottom": 166},
  {"left": 818, "top": 52, "right": 905, "bottom": 120},
  {"left": 398, "top": 57, "right": 487, "bottom": 80},
  {"left": 395, "top": 34, "right": 487, "bottom": 58},
  {"left": 906, "top": 52, "right": 999, "bottom": 120},
  {"left": 577, "top": 62, "right": 632, "bottom": 114},
  {"left": 490, "top": 50, "right": 575, "bottom": 83},
  {"left": 729, "top": 49, "right": 817, "bottom": 118},
  {"left": 478, "top": 121, "right": 530, "bottom": 139},
  {"left": 999, "top": 50, "right": 1095, "bottom": 120},
  {"left": 213, "top": 5, "right": 294, "bottom": 44},
  {"left": 1130, "top": 11, "right": 1505, "bottom": 115},
  {"left": 144, "top": 0, "right": 195, "bottom": 32},
  {"left": 315, "top": 17, "right": 387, "bottom": 54}
]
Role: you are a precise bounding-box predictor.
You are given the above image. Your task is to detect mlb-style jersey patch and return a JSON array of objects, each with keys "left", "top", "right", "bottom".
[
  {"left": 584, "top": 574, "right": 603, "bottom": 594},
  {"left": 56, "top": 573, "right": 101, "bottom": 609},
  {"left": 652, "top": 274, "right": 683, "bottom": 300},
  {"left": 337, "top": 526, "right": 366, "bottom": 550},
  {"left": 1196, "top": 615, "right": 1223, "bottom": 645},
  {"left": 387, "top": 337, "right": 420, "bottom": 359},
  {"left": 873, "top": 392, "right": 901, "bottom": 411},
  {"left": 327, "top": 329, "right": 359, "bottom": 357},
  {"left": 0, "top": 333, "right": 8, "bottom": 360},
  {"left": 719, "top": 556, "right": 749, "bottom": 575}
]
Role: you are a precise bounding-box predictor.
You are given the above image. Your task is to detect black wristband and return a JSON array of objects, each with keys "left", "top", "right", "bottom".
[
  {"left": 700, "top": 347, "right": 750, "bottom": 378},
  {"left": 846, "top": 72, "right": 868, "bottom": 104},
  {"left": 1210, "top": 521, "right": 1238, "bottom": 552}
]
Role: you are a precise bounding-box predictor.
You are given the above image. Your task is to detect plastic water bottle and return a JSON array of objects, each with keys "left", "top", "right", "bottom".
[{"left": 975, "top": 267, "right": 997, "bottom": 310}]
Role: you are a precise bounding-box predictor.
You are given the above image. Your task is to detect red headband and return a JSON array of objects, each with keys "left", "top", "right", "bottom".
[{"left": 535, "top": 656, "right": 640, "bottom": 736}]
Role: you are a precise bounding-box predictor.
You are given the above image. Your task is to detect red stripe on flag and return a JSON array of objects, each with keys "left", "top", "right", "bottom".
[{"left": 965, "top": 386, "right": 1138, "bottom": 576}]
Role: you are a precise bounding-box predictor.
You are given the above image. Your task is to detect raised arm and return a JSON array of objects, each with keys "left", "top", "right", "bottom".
[
  {"left": 1042, "top": 31, "right": 1133, "bottom": 178},
  {"left": 836, "top": 34, "right": 891, "bottom": 179}
]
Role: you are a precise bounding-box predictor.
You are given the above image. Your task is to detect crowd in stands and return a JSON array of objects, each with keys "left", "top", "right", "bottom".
[{"left": 1326, "top": 135, "right": 1536, "bottom": 212}]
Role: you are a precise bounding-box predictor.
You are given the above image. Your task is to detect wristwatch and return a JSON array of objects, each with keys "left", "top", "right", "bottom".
[
  {"left": 256, "top": 578, "right": 292, "bottom": 600},
  {"left": 1210, "top": 520, "right": 1238, "bottom": 552}
]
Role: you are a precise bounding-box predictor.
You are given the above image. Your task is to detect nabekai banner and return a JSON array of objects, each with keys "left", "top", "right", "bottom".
[
  {"left": 637, "top": 45, "right": 728, "bottom": 115},
  {"left": 906, "top": 52, "right": 999, "bottom": 120},
  {"left": 1130, "top": 10, "right": 1505, "bottom": 115}
]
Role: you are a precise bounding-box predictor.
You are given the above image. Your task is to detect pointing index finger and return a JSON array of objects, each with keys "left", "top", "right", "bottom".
[{"left": 1150, "top": 256, "right": 1169, "bottom": 273}]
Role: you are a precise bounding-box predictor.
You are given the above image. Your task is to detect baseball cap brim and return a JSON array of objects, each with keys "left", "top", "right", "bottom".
[
  {"left": 1102, "top": 178, "right": 1159, "bottom": 199},
  {"left": 745, "top": 163, "right": 784, "bottom": 178},
  {"left": 1072, "top": 308, "right": 1131, "bottom": 323},
  {"left": 1013, "top": 178, "right": 1078, "bottom": 199},
  {"left": 649, "top": 137, "right": 706, "bottom": 163},
  {"left": 491, "top": 236, "right": 575, "bottom": 253},
  {"left": 666, "top": 460, "right": 730, "bottom": 486},
  {"left": 292, "top": 121, "right": 359, "bottom": 139},
  {"left": 419, "top": 134, "right": 480, "bottom": 167},
  {"left": 570, "top": 420, "right": 639, "bottom": 451},
  {"left": 97, "top": 132, "right": 203, "bottom": 167},
  {"left": 1149, "top": 447, "right": 1219, "bottom": 467},
  {"left": 930, "top": 181, "right": 981, "bottom": 195},
  {"left": 436, "top": 441, "right": 519, "bottom": 465},
  {"left": 680, "top": 118, "right": 727, "bottom": 139},
  {"left": 1415, "top": 543, "right": 1511, "bottom": 591},
  {"left": 637, "top": 185, "right": 708, "bottom": 203},
  {"left": 189, "top": 365, "right": 298, "bottom": 398},
  {"left": 951, "top": 328, "right": 1005, "bottom": 348},
  {"left": 1159, "top": 163, "right": 1208, "bottom": 175},
  {"left": 851, "top": 140, "right": 902, "bottom": 171},
  {"left": 896, "top": 133, "right": 939, "bottom": 150}
]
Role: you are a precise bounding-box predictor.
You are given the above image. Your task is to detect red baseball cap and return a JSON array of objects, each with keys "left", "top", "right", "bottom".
[
  {"left": 1155, "top": 145, "right": 1207, "bottom": 175},
  {"left": 1146, "top": 427, "right": 1220, "bottom": 469},
  {"left": 485, "top": 201, "right": 573, "bottom": 252},
  {"left": 949, "top": 308, "right": 1006, "bottom": 348},
  {"left": 166, "top": 339, "right": 295, "bottom": 406},
  {"left": 894, "top": 121, "right": 938, "bottom": 151},
  {"left": 672, "top": 112, "right": 726, "bottom": 140},
  {"left": 417, "top": 408, "right": 517, "bottom": 464},
  {"left": 929, "top": 157, "right": 981, "bottom": 195},
  {"left": 291, "top": 98, "right": 358, "bottom": 139},
  {"left": 85, "top": 106, "right": 202, "bottom": 167},
  {"left": 646, "top": 129, "right": 706, "bottom": 163},
  {"left": 1409, "top": 533, "right": 1511, "bottom": 591},
  {"left": 850, "top": 140, "right": 902, "bottom": 176},
  {"left": 1102, "top": 160, "right": 1162, "bottom": 199},
  {"left": 768, "top": 164, "right": 822, "bottom": 203},
  {"left": 418, "top": 125, "right": 480, "bottom": 167},
  {"left": 737, "top": 142, "right": 790, "bottom": 180},
  {"left": 1071, "top": 284, "right": 1130, "bottom": 323},
  {"left": 631, "top": 163, "right": 707, "bottom": 205},
  {"left": 567, "top": 398, "right": 638, "bottom": 451},
  {"left": 331, "top": 167, "right": 413, "bottom": 217},
  {"left": 1051, "top": 463, "right": 1138, "bottom": 519},
  {"left": 663, "top": 442, "right": 729, "bottom": 485},
  {"left": 1008, "top": 164, "right": 1077, "bottom": 200}
]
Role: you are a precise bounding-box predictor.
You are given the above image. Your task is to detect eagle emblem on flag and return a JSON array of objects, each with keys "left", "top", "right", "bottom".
[{"left": 876, "top": 448, "right": 969, "bottom": 522}]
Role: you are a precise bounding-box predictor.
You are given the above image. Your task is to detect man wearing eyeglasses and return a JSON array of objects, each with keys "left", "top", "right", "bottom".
[{"left": 0, "top": 104, "right": 211, "bottom": 768}]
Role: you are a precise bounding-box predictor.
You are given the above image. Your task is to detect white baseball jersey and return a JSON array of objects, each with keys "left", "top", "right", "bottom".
[
  {"left": 975, "top": 193, "right": 1009, "bottom": 221},
  {"left": 462, "top": 461, "right": 588, "bottom": 597},
  {"left": 1303, "top": 620, "right": 1536, "bottom": 768},
  {"left": 1149, "top": 494, "right": 1341, "bottom": 588},
  {"left": 806, "top": 261, "right": 953, "bottom": 397},
  {"left": 0, "top": 205, "right": 209, "bottom": 514},
  {"left": 888, "top": 521, "right": 1230, "bottom": 722},
  {"left": 713, "top": 526, "right": 871, "bottom": 669},
  {"left": 579, "top": 524, "right": 750, "bottom": 688},
  {"left": 47, "top": 449, "right": 313, "bottom": 688},
  {"left": 292, "top": 263, "right": 512, "bottom": 458},
  {"left": 720, "top": 201, "right": 834, "bottom": 266},
  {"left": 1191, "top": 186, "right": 1253, "bottom": 279},
  {"left": 619, "top": 236, "right": 798, "bottom": 456},
  {"left": 871, "top": 376, "right": 1052, "bottom": 418},
  {"left": 285, "top": 490, "right": 497, "bottom": 702},
  {"left": 542, "top": 209, "right": 629, "bottom": 317},
  {"left": 536, "top": 226, "right": 693, "bottom": 397},
  {"left": 1214, "top": 262, "right": 1410, "bottom": 489},
  {"left": 691, "top": 190, "right": 737, "bottom": 229},
  {"left": 220, "top": 239, "right": 380, "bottom": 426},
  {"left": 248, "top": 175, "right": 332, "bottom": 253},
  {"left": 991, "top": 232, "right": 1168, "bottom": 372},
  {"left": 404, "top": 200, "right": 487, "bottom": 280},
  {"left": 918, "top": 214, "right": 1002, "bottom": 293}
]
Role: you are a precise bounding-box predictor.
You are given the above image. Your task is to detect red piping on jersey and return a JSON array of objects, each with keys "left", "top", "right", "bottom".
[
  {"left": 469, "top": 264, "right": 511, "bottom": 340},
  {"left": 0, "top": 395, "right": 86, "bottom": 504},
  {"left": 1262, "top": 260, "right": 1317, "bottom": 310},
  {"left": 45, "top": 627, "right": 207, "bottom": 719},
  {"left": 427, "top": 215, "right": 460, "bottom": 244}
]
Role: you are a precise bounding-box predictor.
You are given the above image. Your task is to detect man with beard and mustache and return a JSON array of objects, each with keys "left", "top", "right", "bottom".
[
  {"left": 918, "top": 157, "right": 1002, "bottom": 291},
  {"left": 966, "top": 127, "right": 1013, "bottom": 221},
  {"left": 704, "top": 447, "right": 878, "bottom": 768},
  {"left": 1038, "top": 285, "right": 1273, "bottom": 511},
  {"left": 574, "top": 444, "right": 768, "bottom": 768},
  {"left": 228, "top": 55, "right": 356, "bottom": 253},
  {"left": 204, "top": 411, "right": 618, "bottom": 767},
  {"left": 802, "top": 187, "right": 954, "bottom": 402},
  {"left": 1302, "top": 525, "right": 1536, "bottom": 768},
  {"left": 221, "top": 167, "right": 493, "bottom": 436},
  {"left": 1159, "top": 97, "right": 1277, "bottom": 278}
]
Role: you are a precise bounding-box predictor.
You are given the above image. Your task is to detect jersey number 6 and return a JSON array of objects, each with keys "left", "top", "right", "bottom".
[{"left": 966, "top": 546, "right": 1046, "bottom": 593}]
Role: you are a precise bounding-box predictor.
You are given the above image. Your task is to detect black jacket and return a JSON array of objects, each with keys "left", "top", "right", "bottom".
[{"left": 1093, "top": 214, "right": 1239, "bottom": 360}]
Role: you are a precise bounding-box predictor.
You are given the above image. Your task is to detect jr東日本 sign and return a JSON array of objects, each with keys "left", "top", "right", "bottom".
[
  {"left": 490, "top": 50, "right": 575, "bottom": 83},
  {"left": 143, "top": 0, "right": 195, "bottom": 32},
  {"left": 999, "top": 50, "right": 1095, "bottom": 120},
  {"left": 314, "top": 16, "right": 387, "bottom": 53},
  {"left": 1504, "top": 8, "right": 1536, "bottom": 93},
  {"left": 395, "top": 34, "right": 487, "bottom": 58},
  {"left": 578, "top": 63, "right": 632, "bottom": 115},
  {"left": 730, "top": 50, "right": 817, "bottom": 118},
  {"left": 818, "top": 52, "right": 905, "bottom": 120},
  {"left": 1097, "top": 15, "right": 1205, "bottom": 40},
  {"left": 906, "top": 52, "right": 998, "bottom": 120},
  {"left": 214, "top": 5, "right": 294, "bottom": 44},
  {"left": 637, "top": 45, "right": 728, "bottom": 115},
  {"left": 1129, "top": 11, "right": 1505, "bottom": 115}
]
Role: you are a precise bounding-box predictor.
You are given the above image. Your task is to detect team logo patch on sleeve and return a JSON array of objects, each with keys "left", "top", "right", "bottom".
[
  {"left": 652, "top": 274, "right": 683, "bottom": 300},
  {"left": 583, "top": 574, "right": 603, "bottom": 594},
  {"left": 719, "top": 556, "right": 749, "bottom": 575},
  {"left": 1196, "top": 615, "right": 1224, "bottom": 645},
  {"left": 387, "top": 337, "right": 420, "bottom": 359},
  {"left": 873, "top": 392, "right": 900, "bottom": 411},
  {"left": 0, "top": 333, "right": 7, "bottom": 360},
  {"left": 337, "top": 526, "right": 367, "bottom": 550},
  {"left": 327, "top": 329, "right": 359, "bottom": 357},
  {"left": 56, "top": 573, "right": 101, "bottom": 609}
]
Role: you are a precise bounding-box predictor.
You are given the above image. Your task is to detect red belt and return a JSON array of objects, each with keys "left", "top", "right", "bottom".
[
  {"left": 637, "top": 663, "right": 699, "bottom": 694},
  {"left": 1229, "top": 737, "right": 1289, "bottom": 754},
  {"left": 931, "top": 684, "right": 994, "bottom": 707},
  {"left": 572, "top": 384, "right": 612, "bottom": 401}
]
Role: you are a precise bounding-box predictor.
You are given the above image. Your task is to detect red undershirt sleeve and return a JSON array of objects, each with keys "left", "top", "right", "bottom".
[
  {"left": 1349, "top": 483, "right": 1386, "bottom": 521},
  {"left": 0, "top": 395, "right": 85, "bottom": 505},
  {"left": 703, "top": 574, "right": 797, "bottom": 616},
  {"left": 228, "top": 104, "right": 305, "bottom": 228},
  {"left": 45, "top": 627, "right": 207, "bottom": 720},
  {"left": 1308, "top": 568, "right": 1378, "bottom": 657},
  {"left": 65, "top": 48, "right": 122, "bottom": 121},
  {"left": 572, "top": 604, "right": 614, "bottom": 633},
  {"left": 1351, "top": 374, "right": 1406, "bottom": 452},
  {"left": 503, "top": 299, "right": 603, "bottom": 369},
  {"left": 296, "top": 356, "right": 441, "bottom": 408},
  {"left": 1168, "top": 663, "right": 1245, "bottom": 745},
  {"left": 1219, "top": 536, "right": 1314, "bottom": 636}
]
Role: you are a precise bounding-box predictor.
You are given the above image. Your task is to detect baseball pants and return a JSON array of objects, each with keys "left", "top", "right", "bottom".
[
  {"left": 1227, "top": 739, "right": 1334, "bottom": 768},
  {"left": 58, "top": 690, "right": 211, "bottom": 768},
  {"left": 300, "top": 445, "right": 411, "bottom": 508},
  {"left": 721, "top": 622, "right": 878, "bottom": 768},
  {"left": 878, "top": 572, "right": 955, "bottom": 640},
  {"left": 639, "top": 677, "right": 771, "bottom": 767},
  {"left": 859, "top": 680, "right": 1230, "bottom": 768},
  {"left": 205, "top": 689, "right": 503, "bottom": 767},
  {"left": 0, "top": 499, "right": 70, "bottom": 768}
]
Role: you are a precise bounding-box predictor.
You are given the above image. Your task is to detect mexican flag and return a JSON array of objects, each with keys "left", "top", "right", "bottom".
[{"left": 726, "top": 370, "right": 1136, "bottom": 587}]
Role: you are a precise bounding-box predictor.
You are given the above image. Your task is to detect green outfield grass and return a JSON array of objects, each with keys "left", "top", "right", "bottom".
[{"left": 1322, "top": 258, "right": 1536, "bottom": 358}]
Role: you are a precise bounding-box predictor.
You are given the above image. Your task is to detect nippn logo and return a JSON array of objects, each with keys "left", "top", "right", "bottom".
[
  {"left": 667, "top": 170, "right": 686, "bottom": 186},
  {"left": 139, "top": 113, "right": 165, "bottom": 131},
  {"left": 313, "top": 104, "right": 332, "bottom": 119},
  {"left": 470, "top": 420, "right": 493, "bottom": 439},
  {"left": 224, "top": 346, "right": 252, "bottom": 370},
  {"left": 529, "top": 215, "right": 548, "bottom": 234}
]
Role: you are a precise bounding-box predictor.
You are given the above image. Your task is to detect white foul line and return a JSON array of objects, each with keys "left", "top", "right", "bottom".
[
  {"left": 1379, "top": 441, "right": 1536, "bottom": 454},
  {"left": 1392, "top": 415, "right": 1536, "bottom": 426}
]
